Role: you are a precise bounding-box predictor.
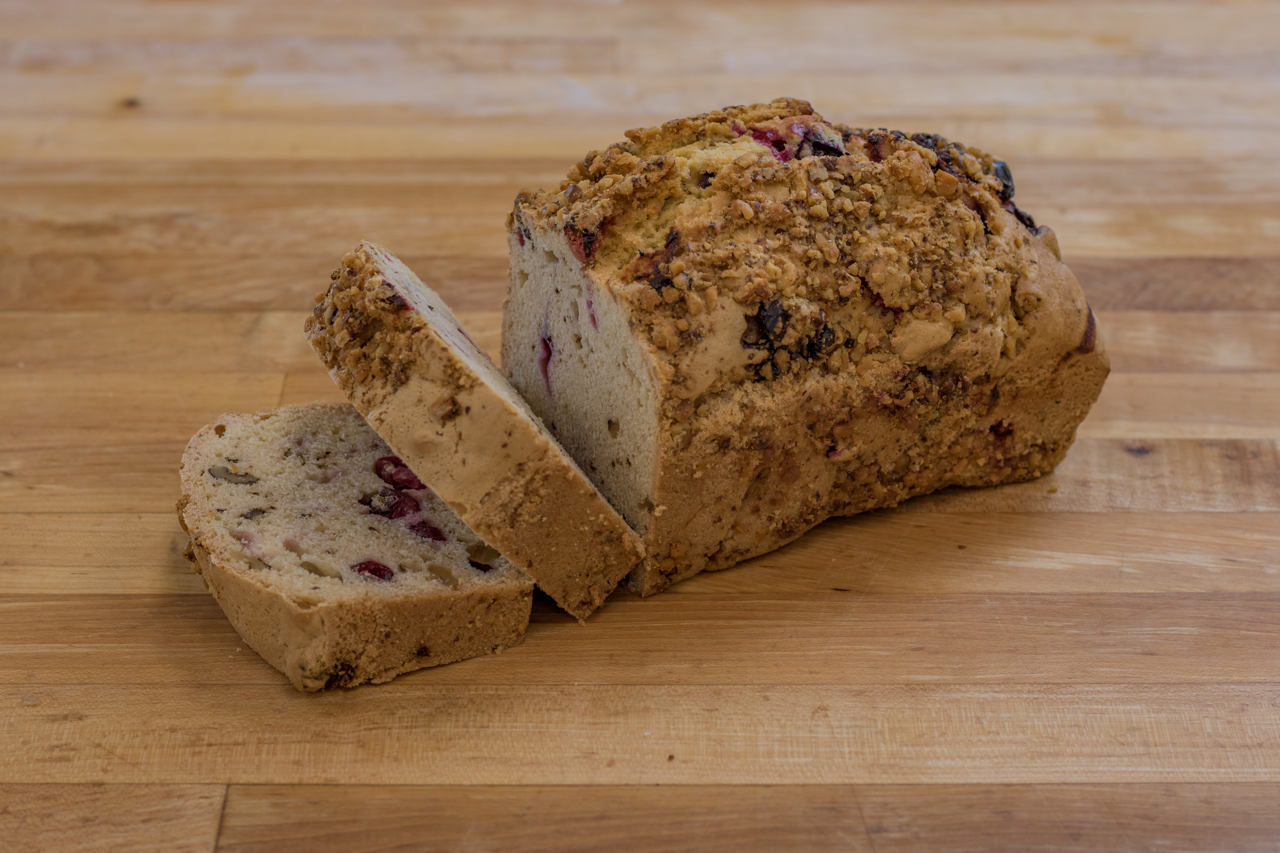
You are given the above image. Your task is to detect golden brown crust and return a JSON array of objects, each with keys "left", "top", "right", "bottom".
[
  {"left": 183, "top": 541, "right": 531, "bottom": 691},
  {"left": 507, "top": 99, "right": 1110, "bottom": 595},
  {"left": 306, "top": 243, "right": 644, "bottom": 619}
]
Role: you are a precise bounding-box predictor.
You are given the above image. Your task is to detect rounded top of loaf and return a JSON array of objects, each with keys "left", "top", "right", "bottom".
[
  {"left": 510, "top": 98, "right": 1090, "bottom": 413},
  {"left": 511, "top": 96, "right": 1040, "bottom": 278}
]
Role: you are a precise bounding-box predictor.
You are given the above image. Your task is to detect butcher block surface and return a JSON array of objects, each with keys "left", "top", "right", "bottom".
[{"left": 2, "top": 1, "right": 1279, "bottom": 850}]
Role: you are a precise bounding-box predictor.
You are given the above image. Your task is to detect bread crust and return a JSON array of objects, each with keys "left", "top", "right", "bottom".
[
  {"left": 182, "top": 539, "right": 532, "bottom": 691},
  {"left": 507, "top": 99, "right": 1110, "bottom": 595},
  {"left": 306, "top": 243, "right": 644, "bottom": 619}
]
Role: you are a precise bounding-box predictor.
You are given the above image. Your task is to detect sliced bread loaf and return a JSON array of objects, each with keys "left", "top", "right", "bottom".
[
  {"left": 177, "top": 403, "right": 534, "bottom": 691},
  {"left": 504, "top": 98, "right": 1109, "bottom": 595}
]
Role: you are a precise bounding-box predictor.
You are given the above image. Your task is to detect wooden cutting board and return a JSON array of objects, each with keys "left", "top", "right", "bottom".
[{"left": 2, "top": 1, "right": 1279, "bottom": 850}]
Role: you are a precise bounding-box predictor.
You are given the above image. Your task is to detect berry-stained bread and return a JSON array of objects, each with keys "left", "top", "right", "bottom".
[
  {"left": 177, "top": 403, "right": 534, "bottom": 691},
  {"left": 504, "top": 98, "right": 1109, "bottom": 595},
  {"left": 305, "top": 243, "right": 643, "bottom": 620}
]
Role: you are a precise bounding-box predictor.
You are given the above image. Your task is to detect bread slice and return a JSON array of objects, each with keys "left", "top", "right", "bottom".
[
  {"left": 304, "top": 242, "right": 644, "bottom": 620},
  {"left": 503, "top": 98, "right": 1109, "bottom": 595},
  {"left": 177, "top": 403, "right": 534, "bottom": 691}
]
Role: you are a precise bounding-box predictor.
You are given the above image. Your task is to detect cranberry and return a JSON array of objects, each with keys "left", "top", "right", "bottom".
[
  {"left": 352, "top": 560, "right": 394, "bottom": 581},
  {"left": 374, "top": 456, "right": 426, "bottom": 490},
  {"left": 758, "top": 300, "right": 790, "bottom": 342},
  {"left": 1002, "top": 198, "right": 1038, "bottom": 231},
  {"left": 804, "top": 326, "right": 836, "bottom": 359},
  {"left": 802, "top": 126, "right": 845, "bottom": 157},
  {"left": 408, "top": 519, "right": 448, "bottom": 542},
  {"left": 360, "top": 486, "right": 419, "bottom": 519},
  {"left": 1077, "top": 306, "right": 1098, "bottom": 354},
  {"left": 751, "top": 127, "right": 794, "bottom": 162},
  {"left": 565, "top": 224, "right": 602, "bottom": 264},
  {"left": 864, "top": 131, "right": 890, "bottom": 163}
]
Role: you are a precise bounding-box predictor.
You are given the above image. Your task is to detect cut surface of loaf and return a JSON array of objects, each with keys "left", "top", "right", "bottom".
[
  {"left": 504, "top": 97, "right": 1109, "bottom": 595},
  {"left": 305, "top": 242, "right": 644, "bottom": 620},
  {"left": 177, "top": 403, "right": 534, "bottom": 691}
]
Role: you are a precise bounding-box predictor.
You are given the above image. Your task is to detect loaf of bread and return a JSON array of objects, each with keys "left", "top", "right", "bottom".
[
  {"left": 504, "top": 98, "right": 1109, "bottom": 595},
  {"left": 305, "top": 242, "right": 644, "bottom": 620},
  {"left": 177, "top": 403, "right": 535, "bottom": 690}
]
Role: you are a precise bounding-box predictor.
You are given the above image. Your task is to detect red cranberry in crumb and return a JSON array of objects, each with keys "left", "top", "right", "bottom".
[
  {"left": 388, "top": 491, "right": 418, "bottom": 519},
  {"left": 408, "top": 519, "right": 448, "bottom": 542},
  {"left": 565, "top": 224, "right": 602, "bottom": 264},
  {"left": 375, "top": 456, "right": 426, "bottom": 490},
  {"left": 361, "top": 486, "right": 419, "bottom": 519},
  {"left": 751, "top": 127, "right": 794, "bottom": 162},
  {"left": 353, "top": 561, "right": 395, "bottom": 581}
]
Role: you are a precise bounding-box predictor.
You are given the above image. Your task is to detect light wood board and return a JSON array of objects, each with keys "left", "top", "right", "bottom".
[{"left": 2, "top": 1, "right": 1278, "bottom": 850}]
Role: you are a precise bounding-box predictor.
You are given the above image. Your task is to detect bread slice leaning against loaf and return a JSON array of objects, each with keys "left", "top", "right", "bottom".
[
  {"left": 305, "top": 242, "right": 644, "bottom": 621},
  {"left": 504, "top": 98, "right": 1110, "bottom": 596},
  {"left": 177, "top": 403, "right": 535, "bottom": 691}
]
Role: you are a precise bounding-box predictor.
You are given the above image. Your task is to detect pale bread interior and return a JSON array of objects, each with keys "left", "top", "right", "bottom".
[{"left": 184, "top": 403, "right": 522, "bottom": 607}]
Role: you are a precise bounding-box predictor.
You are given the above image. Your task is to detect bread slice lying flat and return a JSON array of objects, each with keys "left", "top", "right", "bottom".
[
  {"left": 305, "top": 243, "right": 644, "bottom": 620},
  {"left": 504, "top": 98, "right": 1109, "bottom": 595},
  {"left": 177, "top": 403, "right": 534, "bottom": 691}
]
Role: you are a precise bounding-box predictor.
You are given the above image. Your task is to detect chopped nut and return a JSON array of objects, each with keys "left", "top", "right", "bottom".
[
  {"left": 208, "top": 466, "right": 259, "bottom": 485},
  {"left": 815, "top": 233, "right": 840, "bottom": 262},
  {"left": 300, "top": 559, "right": 342, "bottom": 578},
  {"left": 935, "top": 170, "right": 959, "bottom": 197}
]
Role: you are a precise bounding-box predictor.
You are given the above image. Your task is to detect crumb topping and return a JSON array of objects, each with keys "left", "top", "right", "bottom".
[
  {"left": 511, "top": 97, "right": 1052, "bottom": 414},
  {"left": 306, "top": 244, "right": 477, "bottom": 405}
]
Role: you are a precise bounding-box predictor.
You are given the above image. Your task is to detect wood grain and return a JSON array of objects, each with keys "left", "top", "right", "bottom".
[
  {"left": 1072, "top": 257, "right": 1280, "bottom": 312},
  {"left": 0, "top": 312, "right": 501, "bottom": 372},
  {"left": 853, "top": 783, "right": 1280, "bottom": 853},
  {"left": 1078, "top": 374, "right": 1280, "bottom": 439},
  {"left": 3, "top": 0, "right": 1278, "bottom": 846},
  {"left": 214, "top": 783, "right": 1280, "bottom": 853},
  {"left": 0, "top": 252, "right": 510, "bottom": 312},
  {"left": 215, "top": 784, "right": 878, "bottom": 853},
  {"left": 0, "top": 783, "right": 224, "bottom": 853},
  {"left": 4, "top": 591, "right": 1279, "bottom": 688},
  {"left": 5, "top": 683, "right": 1279, "bottom": 785}
]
